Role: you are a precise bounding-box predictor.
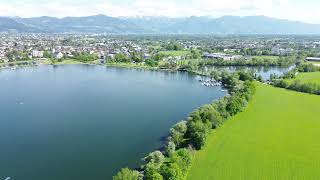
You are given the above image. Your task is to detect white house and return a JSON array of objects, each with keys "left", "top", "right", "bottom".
[
  {"left": 31, "top": 50, "right": 44, "bottom": 58},
  {"left": 54, "top": 52, "right": 64, "bottom": 59}
]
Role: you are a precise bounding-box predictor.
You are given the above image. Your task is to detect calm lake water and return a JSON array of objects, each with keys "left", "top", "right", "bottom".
[{"left": 0, "top": 65, "right": 226, "bottom": 180}]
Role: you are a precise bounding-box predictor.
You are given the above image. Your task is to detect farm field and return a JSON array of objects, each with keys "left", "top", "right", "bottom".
[
  {"left": 187, "top": 83, "right": 320, "bottom": 180},
  {"left": 287, "top": 72, "right": 320, "bottom": 85}
]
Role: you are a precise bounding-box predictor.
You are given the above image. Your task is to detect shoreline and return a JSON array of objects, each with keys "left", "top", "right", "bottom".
[{"left": 0, "top": 60, "right": 189, "bottom": 74}]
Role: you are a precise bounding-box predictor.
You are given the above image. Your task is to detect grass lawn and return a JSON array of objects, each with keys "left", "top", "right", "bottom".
[
  {"left": 0, "top": 60, "right": 34, "bottom": 65},
  {"left": 252, "top": 55, "right": 279, "bottom": 60},
  {"left": 106, "top": 62, "right": 157, "bottom": 69},
  {"left": 159, "top": 50, "right": 190, "bottom": 56},
  {"left": 41, "top": 59, "right": 90, "bottom": 65},
  {"left": 187, "top": 83, "right": 320, "bottom": 180},
  {"left": 287, "top": 72, "right": 320, "bottom": 85}
]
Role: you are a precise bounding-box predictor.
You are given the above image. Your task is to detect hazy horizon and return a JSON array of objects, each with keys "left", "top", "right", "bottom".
[
  {"left": 0, "top": 0, "right": 319, "bottom": 24},
  {"left": 2, "top": 14, "right": 320, "bottom": 26}
]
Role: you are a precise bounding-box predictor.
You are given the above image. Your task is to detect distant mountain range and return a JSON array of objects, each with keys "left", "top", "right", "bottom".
[{"left": 1, "top": 15, "right": 320, "bottom": 34}]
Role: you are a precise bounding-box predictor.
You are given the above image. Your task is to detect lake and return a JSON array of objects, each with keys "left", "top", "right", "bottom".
[{"left": 0, "top": 65, "right": 226, "bottom": 180}]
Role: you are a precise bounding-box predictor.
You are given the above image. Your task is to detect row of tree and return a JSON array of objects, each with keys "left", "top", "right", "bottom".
[
  {"left": 4, "top": 50, "right": 32, "bottom": 62},
  {"left": 113, "top": 71, "right": 256, "bottom": 180},
  {"left": 273, "top": 79, "right": 320, "bottom": 95},
  {"left": 203, "top": 56, "right": 297, "bottom": 67}
]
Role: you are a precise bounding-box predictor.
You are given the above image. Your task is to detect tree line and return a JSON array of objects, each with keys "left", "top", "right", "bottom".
[{"left": 202, "top": 56, "right": 297, "bottom": 67}]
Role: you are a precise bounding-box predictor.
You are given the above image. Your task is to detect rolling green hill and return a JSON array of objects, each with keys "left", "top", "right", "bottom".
[{"left": 187, "top": 83, "right": 320, "bottom": 180}]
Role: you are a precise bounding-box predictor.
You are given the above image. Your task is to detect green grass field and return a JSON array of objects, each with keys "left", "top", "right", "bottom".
[
  {"left": 41, "top": 59, "right": 86, "bottom": 65},
  {"left": 187, "top": 83, "right": 320, "bottom": 180},
  {"left": 287, "top": 72, "right": 320, "bottom": 85},
  {"left": 252, "top": 55, "right": 279, "bottom": 60},
  {"left": 159, "top": 50, "right": 190, "bottom": 56}
]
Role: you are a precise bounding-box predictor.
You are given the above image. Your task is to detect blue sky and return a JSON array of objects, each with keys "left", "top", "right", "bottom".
[{"left": 0, "top": 0, "right": 319, "bottom": 23}]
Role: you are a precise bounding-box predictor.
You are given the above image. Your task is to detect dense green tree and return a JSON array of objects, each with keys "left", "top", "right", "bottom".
[
  {"left": 43, "top": 51, "right": 52, "bottom": 58},
  {"left": 226, "top": 95, "right": 247, "bottom": 116},
  {"left": 165, "top": 42, "right": 183, "bottom": 51},
  {"left": 190, "top": 49, "right": 201, "bottom": 59},
  {"left": 144, "top": 151, "right": 165, "bottom": 164},
  {"left": 170, "top": 149, "right": 192, "bottom": 175},
  {"left": 144, "top": 162, "right": 163, "bottom": 180},
  {"left": 153, "top": 54, "right": 164, "bottom": 61},
  {"left": 131, "top": 52, "right": 142, "bottom": 63},
  {"left": 169, "top": 121, "right": 187, "bottom": 147},
  {"left": 113, "top": 168, "right": 141, "bottom": 180},
  {"left": 115, "top": 53, "right": 130, "bottom": 63},
  {"left": 147, "top": 172, "right": 163, "bottom": 180},
  {"left": 238, "top": 71, "right": 254, "bottom": 81},
  {"left": 187, "top": 119, "right": 210, "bottom": 150},
  {"left": 160, "top": 163, "right": 183, "bottom": 180},
  {"left": 145, "top": 59, "right": 158, "bottom": 67},
  {"left": 298, "top": 63, "right": 320, "bottom": 72},
  {"left": 165, "top": 141, "right": 176, "bottom": 156},
  {"left": 198, "top": 105, "right": 223, "bottom": 129},
  {"left": 74, "top": 52, "right": 97, "bottom": 62}
]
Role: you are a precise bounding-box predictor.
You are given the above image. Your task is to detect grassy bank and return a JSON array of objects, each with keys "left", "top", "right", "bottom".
[
  {"left": 252, "top": 55, "right": 280, "bottom": 60},
  {"left": 105, "top": 62, "right": 158, "bottom": 70},
  {"left": 41, "top": 59, "right": 87, "bottom": 65},
  {"left": 0, "top": 60, "right": 35, "bottom": 66},
  {"left": 40, "top": 59, "right": 160, "bottom": 70},
  {"left": 187, "top": 83, "right": 320, "bottom": 180}
]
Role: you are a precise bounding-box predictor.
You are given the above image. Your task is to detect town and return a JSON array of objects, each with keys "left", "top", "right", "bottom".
[{"left": 1, "top": 33, "right": 320, "bottom": 70}]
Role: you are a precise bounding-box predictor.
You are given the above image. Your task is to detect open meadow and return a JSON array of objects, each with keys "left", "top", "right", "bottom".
[
  {"left": 187, "top": 83, "right": 320, "bottom": 180},
  {"left": 288, "top": 72, "right": 320, "bottom": 85},
  {"left": 252, "top": 55, "right": 279, "bottom": 60},
  {"left": 159, "top": 50, "right": 190, "bottom": 56}
]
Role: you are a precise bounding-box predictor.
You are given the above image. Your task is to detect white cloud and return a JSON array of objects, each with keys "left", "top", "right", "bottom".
[{"left": 0, "top": 0, "right": 319, "bottom": 23}]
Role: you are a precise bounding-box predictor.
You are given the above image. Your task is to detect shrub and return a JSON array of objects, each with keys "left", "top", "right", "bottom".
[
  {"left": 113, "top": 168, "right": 141, "bottom": 180},
  {"left": 165, "top": 141, "right": 176, "bottom": 156},
  {"left": 170, "top": 149, "right": 193, "bottom": 175},
  {"left": 169, "top": 121, "right": 187, "bottom": 147},
  {"left": 273, "top": 80, "right": 289, "bottom": 88},
  {"left": 144, "top": 151, "right": 165, "bottom": 164},
  {"left": 144, "top": 162, "right": 163, "bottom": 180},
  {"left": 298, "top": 63, "right": 320, "bottom": 72},
  {"left": 160, "top": 163, "right": 183, "bottom": 180}
]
